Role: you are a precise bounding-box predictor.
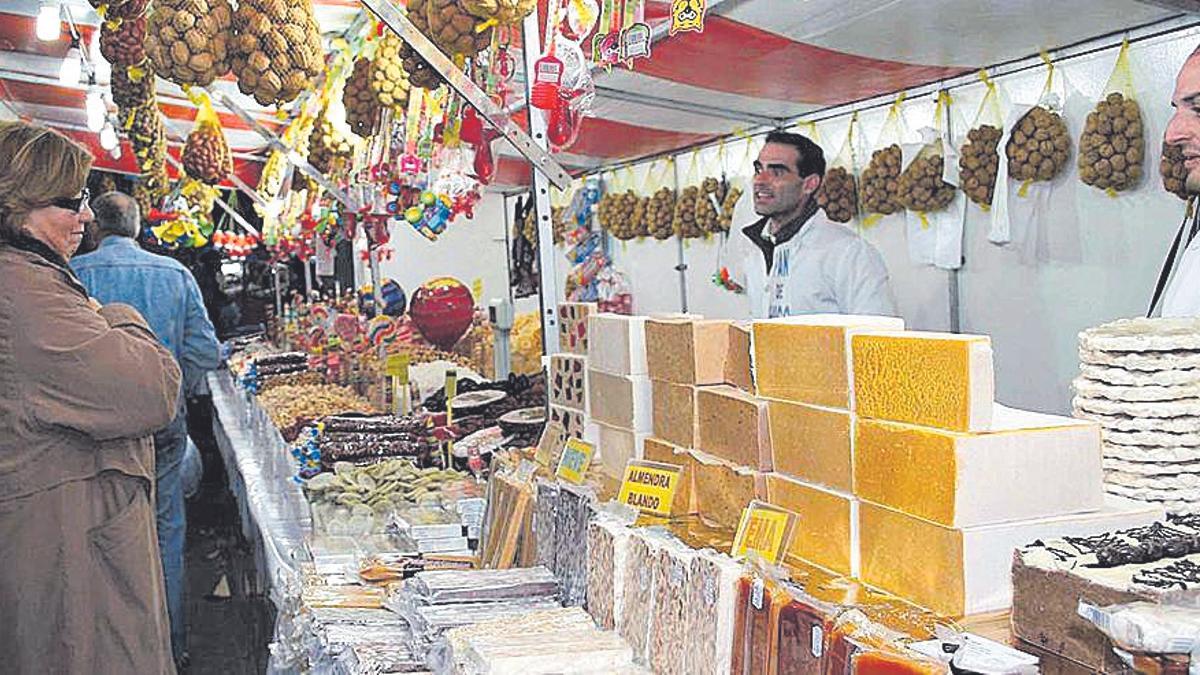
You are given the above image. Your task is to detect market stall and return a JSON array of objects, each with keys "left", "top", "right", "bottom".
[{"left": 9, "top": 0, "right": 1200, "bottom": 672}]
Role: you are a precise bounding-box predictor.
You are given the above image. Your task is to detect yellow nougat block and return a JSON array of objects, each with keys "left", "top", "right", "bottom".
[
  {"left": 696, "top": 385, "right": 772, "bottom": 471},
  {"left": 854, "top": 409, "right": 1103, "bottom": 527},
  {"left": 765, "top": 473, "right": 857, "bottom": 577},
  {"left": 652, "top": 380, "right": 697, "bottom": 449},
  {"left": 725, "top": 322, "right": 754, "bottom": 393},
  {"left": 753, "top": 315, "right": 904, "bottom": 408},
  {"left": 858, "top": 497, "right": 1162, "bottom": 617},
  {"left": 645, "top": 317, "right": 730, "bottom": 385},
  {"left": 767, "top": 401, "right": 852, "bottom": 493},
  {"left": 852, "top": 331, "right": 994, "bottom": 432},
  {"left": 643, "top": 437, "right": 695, "bottom": 515},
  {"left": 687, "top": 449, "right": 762, "bottom": 530}
]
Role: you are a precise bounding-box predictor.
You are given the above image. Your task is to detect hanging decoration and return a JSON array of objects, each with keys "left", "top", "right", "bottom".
[
  {"left": 620, "top": 0, "right": 651, "bottom": 67},
  {"left": 669, "top": 0, "right": 706, "bottom": 36}
]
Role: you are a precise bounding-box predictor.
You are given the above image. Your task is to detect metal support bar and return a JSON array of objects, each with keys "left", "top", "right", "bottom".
[
  {"left": 207, "top": 89, "right": 359, "bottom": 210},
  {"left": 521, "top": 5, "right": 562, "bottom": 356},
  {"left": 671, "top": 159, "right": 688, "bottom": 312},
  {"left": 594, "top": 85, "right": 783, "bottom": 127},
  {"left": 362, "top": 0, "right": 572, "bottom": 190}
]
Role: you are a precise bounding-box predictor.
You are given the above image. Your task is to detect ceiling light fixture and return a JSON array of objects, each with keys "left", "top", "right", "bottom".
[
  {"left": 99, "top": 121, "right": 118, "bottom": 151},
  {"left": 59, "top": 40, "right": 82, "bottom": 84},
  {"left": 85, "top": 88, "right": 105, "bottom": 132},
  {"left": 36, "top": 1, "right": 61, "bottom": 42}
]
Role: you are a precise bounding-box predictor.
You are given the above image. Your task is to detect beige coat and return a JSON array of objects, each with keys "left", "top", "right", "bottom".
[{"left": 0, "top": 241, "right": 182, "bottom": 674}]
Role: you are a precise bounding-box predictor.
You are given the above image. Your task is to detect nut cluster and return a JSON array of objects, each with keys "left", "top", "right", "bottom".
[
  {"left": 344, "top": 58, "right": 382, "bottom": 138},
  {"left": 861, "top": 144, "right": 902, "bottom": 215},
  {"left": 817, "top": 166, "right": 858, "bottom": 222},
  {"left": 111, "top": 59, "right": 157, "bottom": 110},
  {"left": 145, "top": 0, "right": 233, "bottom": 87},
  {"left": 1078, "top": 92, "right": 1145, "bottom": 192},
  {"left": 1162, "top": 142, "right": 1190, "bottom": 201},
  {"left": 695, "top": 177, "right": 721, "bottom": 233},
  {"left": 100, "top": 16, "right": 147, "bottom": 67},
  {"left": 959, "top": 125, "right": 1002, "bottom": 207},
  {"left": 598, "top": 190, "right": 642, "bottom": 240},
  {"left": 229, "top": 0, "right": 325, "bottom": 106},
  {"left": 1006, "top": 106, "right": 1070, "bottom": 182},
  {"left": 897, "top": 152, "right": 956, "bottom": 212},
  {"left": 125, "top": 103, "right": 168, "bottom": 175},
  {"left": 673, "top": 185, "right": 704, "bottom": 238},
  {"left": 93, "top": 0, "right": 150, "bottom": 20},
  {"left": 459, "top": 0, "right": 537, "bottom": 25},
  {"left": 182, "top": 122, "right": 234, "bottom": 185},
  {"left": 400, "top": 0, "right": 494, "bottom": 90},
  {"left": 646, "top": 187, "right": 676, "bottom": 240},
  {"left": 371, "top": 33, "right": 412, "bottom": 115},
  {"left": 308, "top": 118, "right": 353, "bottom": 176}
]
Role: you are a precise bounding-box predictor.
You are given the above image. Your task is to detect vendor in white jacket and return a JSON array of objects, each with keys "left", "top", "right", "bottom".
[
  {"left": 1159, "top": 47, "right": 1200, "bottom": 316},
  {"left": 723, "top": 131, "right": 897, "bottom": 318}
]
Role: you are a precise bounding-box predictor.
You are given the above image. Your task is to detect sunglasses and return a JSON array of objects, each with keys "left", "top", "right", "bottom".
[{"left": 49, "top": 188, "right": 90, "bottom": 213}]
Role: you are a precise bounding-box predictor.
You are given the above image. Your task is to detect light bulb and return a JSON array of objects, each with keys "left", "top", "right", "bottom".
[
  {"left": 109, "top": 142, "right": 122, "bottom": 160},
  {"left": 99, "top": 123, "right": 118, "bottom": 150},
  {"left": 36, "top": 2, "right": 60, "bottom": 42},
  {"left": 90, "top": 35, "right": 110, "bottom": 81},
  {"left": 85, "top": 90, "right": 105, "bottom": 132},
  {"left": 59, "top": 45, "right": 82, "bottom": 85}
]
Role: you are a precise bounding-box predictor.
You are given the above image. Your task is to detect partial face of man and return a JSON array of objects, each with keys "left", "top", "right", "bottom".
[
  {"left": 753, "top": 143, "right": 818, "bottom": 221},
  {"left": 1166, "top": 52, "right": 1200, "bottom": 193}
]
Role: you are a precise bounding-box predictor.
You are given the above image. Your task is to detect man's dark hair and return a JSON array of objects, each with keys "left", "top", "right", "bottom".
[{"left": 764, "top": 131, "right": 826, "bottom": 178}]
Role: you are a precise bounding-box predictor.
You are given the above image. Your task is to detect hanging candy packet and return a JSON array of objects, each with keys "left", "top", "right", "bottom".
[
  {"left": 818, "top": 113, "right": 863, "bottom": 225},
  {"left": 861, "top": 94, "right": 909, "bottom": 226}
]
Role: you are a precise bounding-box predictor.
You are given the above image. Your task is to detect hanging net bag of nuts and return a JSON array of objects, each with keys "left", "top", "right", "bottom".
[
  {"left": 960, "top": 70, "right": 1007, "bottom": 212},
  {"left": 861, "top": 94, "right": 909, "bottom": 226},
  {"left": 900, "top": 90, "right": 969, "bottom": 270},
  {"left": 643, "top": 159, "right": 677, "bottom": 241},
  {"left": 1079, "top": 40, "right": 1145, "bottom": 195},
  {"left": 181, "top": 94, "right": 234, "bottom": 185},
  {"left": 1005, "top": 54, "right": 1072, "bottom": 192},
  {"left": 818, "top": 114, "right": 862, "bottom": 225}
]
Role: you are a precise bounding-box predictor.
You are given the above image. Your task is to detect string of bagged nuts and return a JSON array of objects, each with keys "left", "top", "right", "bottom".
[
  {"left": 959, "top": 125, "right": 1002, "bottom": 207},
  {"left": 344, "top": 57, "right": 382, "bottom": 139},
  {"left": 817, "top": 166, "right": 858, "bottom": 222},
  {"left": 1006, "top": 106, "right": 1070, "bottom": 183},
  {"left": 897, "top": 150, "right": 956, "bottom": 213},
  {"left": 861, "top": 144, "right": 903, "bottom": 215},
  {"left": 1162, "top": 142, "right": 1190, "bottom": 201},
  {"left": 646, "top": 186, "right": 676, "bottom": 240},
  {"left": 1078, "top": 92, "right": 1144, "bottom": 192}
]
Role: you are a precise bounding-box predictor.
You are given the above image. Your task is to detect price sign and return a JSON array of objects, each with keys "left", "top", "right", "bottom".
[
  {"left": 535, "top": 421, "right": 567, "bottom": 468},
  {"left": 555, "top": 438, "right": 594, "bottom": 485},
  {"left": 731, "top": 500, "right": 798, "bottom": 565},
  {"left": 617, "top": 460, "right": 683, "bottom": 517},
  {"left": 385, "top": 354, "right": 410, "bottom": 383}
]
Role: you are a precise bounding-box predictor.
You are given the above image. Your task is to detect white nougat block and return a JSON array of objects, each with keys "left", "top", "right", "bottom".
[
  {"left": 589, "top": 313, "right": 648, "bottom": 376},
  {"left": 854, "top": 405, "right": 1105, "bottom": 528},
  {"left": 596, "top": 423, "right": 648, "bottom": 479},
  {"left": 858, "top": 496, "right": 1163, "bottom": 617},
  {"left": 588, "top": 369, "right": 653, "bottom": 432}
]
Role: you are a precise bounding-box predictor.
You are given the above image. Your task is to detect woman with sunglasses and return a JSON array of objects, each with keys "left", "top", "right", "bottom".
[{"left": 0, "top": 121, "right": 181, "bottom": 673}]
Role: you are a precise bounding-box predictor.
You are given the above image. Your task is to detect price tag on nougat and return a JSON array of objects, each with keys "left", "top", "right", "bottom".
[
  {"left": 617, "top": 460, "right": 683, "bottom": 517},
  {"left": 731, "top": 500, "right": 799, "bottom": 565},
  {"left": 555, "top": 438, "right": 595, "bottom": 485},
  {"left": 385, "top": 354, "right": 410, "bottom": 382}
]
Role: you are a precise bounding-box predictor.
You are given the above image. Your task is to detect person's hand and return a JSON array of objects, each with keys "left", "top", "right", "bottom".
[{"left": 87, "top": 297, "right": 102, "bottom": 311}]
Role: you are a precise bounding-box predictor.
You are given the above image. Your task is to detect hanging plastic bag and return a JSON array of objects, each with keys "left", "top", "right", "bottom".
[
  {"left": 818, "top": 113, "right": 862, "bottom": 224},
  {"left": 861, "top": 94, "right": 909, "bottom": 225},
  {"left": 1079, "top": 40, "right": 1145, "bottom": 195},
  {"left": 673, "top": 150, "right": 704, "bottom": 239},
  {"left": 644, "top": 159, "right": 677, "bottom": 240},
  {"left": 901, "top": 90, "right": 968, "bottom": 269},
  {"left": 181, "top": 92, "right": 233, "bottom": 186},
  {"left": 961, "top": 70, "right": 1008, "bottom": 213},
  {"left": 1000, "top": 52, "right": 1088, "bottom": 264}
]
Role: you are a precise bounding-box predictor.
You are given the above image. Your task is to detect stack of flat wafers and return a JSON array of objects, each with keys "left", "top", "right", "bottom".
[{"left": 1074, "top": 317, "right": 1200, "bottom": 515}]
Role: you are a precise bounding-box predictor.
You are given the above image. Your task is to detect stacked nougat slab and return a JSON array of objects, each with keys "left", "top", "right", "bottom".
[
  {"left": 549, "top": 302, "right": 598, "bottom": 442},
  {"left": 587, "top": 313, "right": 654, "bottom": 478},
  {"left": 754, "top": 315, "right": 1160, "bottom": 617},
  {"left": 1074, "top": 317, "right": 1200, "bottom": 515}
]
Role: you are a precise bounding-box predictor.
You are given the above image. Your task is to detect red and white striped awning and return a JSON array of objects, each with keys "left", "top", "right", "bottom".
[{"left": 0, "top": 0, "right": 1181, "bottom": 190}]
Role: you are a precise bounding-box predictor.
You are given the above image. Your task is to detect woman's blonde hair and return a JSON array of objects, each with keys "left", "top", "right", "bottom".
[{"left": 0, "top": 121, "right": 93, "bottom": 240}]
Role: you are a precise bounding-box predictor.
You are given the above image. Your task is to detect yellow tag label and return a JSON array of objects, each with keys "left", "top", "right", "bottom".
[
  {"left": 471, "top": 278, "right": 483, "bottom": 303},
  {"left": 617, "top": 460, "right": 682, "bottom": 517},
  {"left": 385, "top": 354, "right": 410, "bottom": 382},
  {"left": 555, "top": 438, "right": 594, "bottom": 485},
  {"left": 731, "top": 501, "right": 799, "bottom": 564},
  {"left": 862, "top": 213, "right": 883, "bottom": 228},
  {"left": 918, "top": 211, "right": 931, "bottom": 230},
  {"left": 1017, "top": 179, "right": 1034, "bottom": 198}
]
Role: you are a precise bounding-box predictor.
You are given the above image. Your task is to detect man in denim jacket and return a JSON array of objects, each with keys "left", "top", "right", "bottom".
[{"left": 71, "top": 191, "right": 221, "bottom": 669}]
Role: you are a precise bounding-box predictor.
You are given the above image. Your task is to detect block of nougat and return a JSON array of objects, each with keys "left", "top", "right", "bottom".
[
  {"left": 765, "top": 473, "right": 858, "bottom": 577},
  {"left": 689, "top": 449, "right": 763, "bottom": 530},
  {"left": 774, "top": 591, "right": 841, "bottom": 675},
  {"left": 857, "top": 497, "right": 1162, "bottom": 617},
  {"left": 685, "top": 550, "right": 741, "bottom": 675},
  {"left": 585, "top": 516, "right": 631, "bottom": 632},
  {"left": 852, "top": 331, "right": 994, "bottom": 432},
  {"left": 589, "top": 313, "right": 647, "bottom": 376},
  {"left": 645, "top": 317, "right": 730, "bottom": 385},
  {"left": 588, "top": 369, "right": 652, "bottom": 432},
  {"left": 619, "top": 529, "right": 666, "bottom": 663},
  {"left": 696, "top": 385, "right": 772, "bottom": 471},
  {"left": 558, "top": 301, "right": 597, "bottom": 355},
  {"left": 549, "top": 354, "right": 588, "bottom": 411},
  {"left": 767, "top": 401, "right": 852, "bottom": 492},
  {"left": 652, "top": 380, "right": 696, "bottom": 449},
  {"left": 730, "top": 573, "right": 785, "bottom": 675},
  {"left": 643, "top": 437, "right": 695, "bottom": 516},
  {"left": 648, "top": 539, "right": 696, "bottom": 675},
  {"left": 753, "top": 315, "right": 904, "bottom": 408},
  {"left": 549, "top": 405, "right": 587, "bottom": 440},
  {"left": 596, "top": 423, "right": 647, "bottom": 479},
  {"left": 854, "top": 406, "right": 1104, "bottom": 527},
  {"left": 725, "top": 322, "right": 754, "bottom": 393}
]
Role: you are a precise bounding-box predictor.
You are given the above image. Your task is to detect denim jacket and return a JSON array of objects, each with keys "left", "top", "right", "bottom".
[{"left": 71, "top": 237, "right": 220, "bottom": 400}]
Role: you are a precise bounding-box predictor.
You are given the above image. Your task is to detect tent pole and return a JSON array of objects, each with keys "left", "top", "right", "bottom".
[
  {"left": 672, "top": 158, "right": 688, "bottom": 313},
  {"left": 521, "top": 5, "right": 561, "bottom": 357}
]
